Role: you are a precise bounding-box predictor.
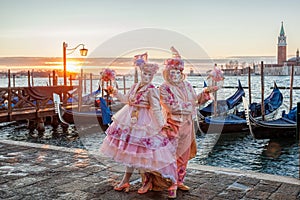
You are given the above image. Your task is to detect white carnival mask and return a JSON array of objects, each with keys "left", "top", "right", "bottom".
[
  {"left": 169, "top": 69, "right": 182, "bottom": 83},
  {"left": 141, "top": 71, "right": 154, "bottom": 84}
]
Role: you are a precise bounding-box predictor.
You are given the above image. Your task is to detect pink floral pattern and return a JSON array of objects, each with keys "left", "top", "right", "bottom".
[
  {"left": 164, "top": 58, "right": 184, "bottom": 71},
  {"left": 186, "top": 82, "right": 194, "bottom": 93},
  {"left": 108, "top": 126, "right": 171, "bottom": 149},
  {"left": 182, "top": 102, "right": 191, "bottom": 109},
  {"left": 207, "top": 65, "right": 225, "bottom": 82},
  {"left": 140, "top": 138, "right": 154, "bottom": 148},
  {"left": 135, "top": 92, "right": 143, "bottom": 104},
  {"left": 162, "top": 85, "right": 177, "bottom": 105},
  {"left": 100, "top": 68, "right": 116, "bottom": 82},
  {"left": 130, "top": 84, "right": 155, "bottom": 105}
]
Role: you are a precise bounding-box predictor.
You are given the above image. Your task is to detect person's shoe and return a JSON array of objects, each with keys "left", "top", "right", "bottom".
[
  {"left": 177, "top": 183, "right": 190, "bottom": 191},
  {"left": 168, "top": 188, "right": 177, "bottom": 198},
  {"left": 168, "top": 184, "right": 177, "bottom": 198},
  {"left": 114, "top": 182, "right": 130, "bottom": 192},
  {"left": 138, "top": 181, "right": 153, "bottom": 194}
]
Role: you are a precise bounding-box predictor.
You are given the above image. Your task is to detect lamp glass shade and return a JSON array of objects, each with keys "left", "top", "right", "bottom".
[{"left": 80, "top": 48, "right": 88, "bottom": 56}]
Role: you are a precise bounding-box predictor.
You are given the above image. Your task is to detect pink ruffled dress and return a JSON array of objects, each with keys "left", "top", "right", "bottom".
[{"left": 100, "top": 82, "right": 177, "bottom": 183}]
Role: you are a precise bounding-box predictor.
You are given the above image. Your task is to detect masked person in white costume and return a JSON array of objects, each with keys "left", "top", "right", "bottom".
[
  {"left": 159, "top": 47, "right": 218, "bottom": 198},
  {"left": 100, "top": 53, "right": 177, "bottom": 195}
]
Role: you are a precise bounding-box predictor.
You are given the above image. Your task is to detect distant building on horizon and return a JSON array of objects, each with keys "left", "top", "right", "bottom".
[
  {"left": 277, "top": 22, "right": 287, "bottom": 65},
  {"left": 205, "top": 22, "right": 299, "bottom": 76},
  {"left": 253, "top": 22, "right": 300, "bottom": 75}
]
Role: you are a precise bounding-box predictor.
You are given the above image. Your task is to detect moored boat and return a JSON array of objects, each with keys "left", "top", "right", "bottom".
[
  {"left": 199, "top": 80, "right": 245, "bottom": 118},
  {"left": 54, "top": 93, "right": 115, "bottom": 131},
  {"left": 199, "top": 114, "right": 248, "bottom": 134},
  {"left": 199, "top": 82, "right": 284, "bottom": 134},
  {"left": 244, "top": 98, "right": 297, "bottom": 139}
]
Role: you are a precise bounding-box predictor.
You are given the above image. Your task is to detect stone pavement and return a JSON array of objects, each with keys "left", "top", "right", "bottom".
[{"left": 0, "top": 139, "right": 299, "bottom": 200}]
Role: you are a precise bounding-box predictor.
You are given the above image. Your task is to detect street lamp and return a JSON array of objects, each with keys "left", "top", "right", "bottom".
[{"left": 63, "top": 42, "right": 88, "bottom": 86}]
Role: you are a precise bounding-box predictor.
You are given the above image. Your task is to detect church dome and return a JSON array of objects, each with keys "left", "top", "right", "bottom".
[{"left": 288, "top": 57, "right": 297, "bottom": 62}]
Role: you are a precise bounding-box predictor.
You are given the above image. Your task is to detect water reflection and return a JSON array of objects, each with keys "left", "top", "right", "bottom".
[
  {"left": 263, "top": 141, "right": 282, "bottom": 159},
  {"left": 192, "top": 132, "right": 299, "bottom": 178}
]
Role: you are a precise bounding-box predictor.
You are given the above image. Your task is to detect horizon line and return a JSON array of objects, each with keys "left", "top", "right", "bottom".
[{"left": 0, "top": 55, "right": 279, "bottom": 59}]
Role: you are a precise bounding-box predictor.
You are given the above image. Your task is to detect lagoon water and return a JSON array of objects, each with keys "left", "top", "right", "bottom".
[{"left": 0, "top": 75, "right": 299, "bottom": 178}]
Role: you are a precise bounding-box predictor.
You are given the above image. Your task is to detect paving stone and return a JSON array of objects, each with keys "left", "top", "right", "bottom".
[
  {"left": 212, "top": 197, "right": 230, "bottom": 200},
  {"left": 13, "top": 185, "right": 45, "bottom": 196},
  {"left": 0, "top": 189, "right": 16, "bottom": 199},
  {"left": 269, "top": 192, "right": 298, "bottom": 200},
  {"left": 1, "top": 140, "right": 299, "bottom": 200},
  {"left": 245, "top": 190, "right": 271, "bottom": 199},
  {"left": 191, "top": 187, "right": 218, "bottom": 199},
  {"left": 218, "top": 189, "right": 246, "bottom": 199},
  {"left": 253, "top": 182, "right": 280, "bottom": 193},
  {"left": 56, "top": 190, "right": 90, "bottom": 200},
  {"left": 276, "top": 183, "right": 300, "bottom": 196},
  {"left": 198, "top": 182, "right": 230, "bottom": 193},
  {"left": 10, "top": 176, "right": 49, "bottom": 188},
  {"left": 236, "top": 176, "right": 260, "bottom": 186}
]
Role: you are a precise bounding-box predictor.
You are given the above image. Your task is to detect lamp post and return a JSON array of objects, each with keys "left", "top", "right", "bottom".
[{"left": 63, "top": 42, "right": 88, "bottom": 86}]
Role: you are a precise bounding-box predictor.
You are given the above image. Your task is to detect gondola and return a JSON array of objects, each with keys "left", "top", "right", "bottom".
[
  {"left": 67, "top": 85, "right": 101, "bottom": 104},
  {"left": 198, "top": 113, "right": 248, "bottom": 133},
  {"left": 199, "top": 82, "right": 283, "bottom": 134},
  {"left": 247, "top": 82, "right": 283, "bottom": 118},
  {"left": 199, "top": 80, "right": 245, "bottom": 118},
  {"left": 244, "top": 97, "right": 297, "bottom": 139},
  {"left": 53, "top": 93, "right": 113, "bottom": 131}
]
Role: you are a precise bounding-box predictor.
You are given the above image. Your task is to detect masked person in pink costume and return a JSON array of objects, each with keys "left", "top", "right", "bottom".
[
  {"left": 159, "top": 47, "right": 217, "bottom": 198},
  {"left": 100, "top": 53, "right": 177, "bottom": 194}
]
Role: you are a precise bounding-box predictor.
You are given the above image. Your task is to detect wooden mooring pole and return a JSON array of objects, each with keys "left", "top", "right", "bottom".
[
  {"left": 260, "top": 61, "right": 265, "bottom": 121},
  {"left": 101, "top": 80, "right": 104, "bottom": 98},
  {"left": 248, "top": 66, "right": 251, "bottom": 104},
  {"left": 7, "top": 70, "right": 12, "bottom": 121},
  {"left": 78, "top": 69, "right": 83, "bottom": 112},
  {"left": 69, "top": 74, "right": 72, "bottom": 86},
  {"left": 48, "top": 74, "right": 51, "bottom": 86},
  {"left": 123, "top": 76, "right": 126, "bottom": 94},
  {"left": 27, "top": 70, "right": 31, "bottom": 87},
  {"left": 84, "top": 73, "right": 87, "bottom": 94},
  {"left": 90, "top": 73, "right": 93, "bottom": 94},
  {"left": 8, "top": 69, "right": 11, "bottom": 87},
  {"left": 289, "top": 65, "right": 294, "bottom": 111},
  {"left": 134, "top": 66, "right": 138, "bottom": 83},
  {"left": 12, "top": 74, "right": 15, "bottom": 87},
  {"left": 52, "top": 70, "right": 57, "bottom": 86},
  {"left": 297, "top": 102, "right": 300, "bottom": 141},
  {"left": 31, "top": 70, "right": 34, "bottom": 86}
]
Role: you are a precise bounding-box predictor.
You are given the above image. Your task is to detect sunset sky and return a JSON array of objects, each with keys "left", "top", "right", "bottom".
[{"left": 1, "top": 0, "right": 300, "bottom": 59}]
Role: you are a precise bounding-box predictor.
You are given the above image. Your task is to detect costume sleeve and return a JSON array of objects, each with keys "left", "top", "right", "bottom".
[
  {"left": 197, "top": 86, "right": 218, "bottom": 105},
  {"left": 159, "top": 84, "right": 194, "bottom": 115},
  {"left": 148, "top": 88, "right": 165, "bottom": 128},
  {"left": 114, "top": 92, "right": 129, "bottom": 103},
  {"left": 197, "top": 92, "right": 209, "bottom": 105},
  {"left": 113, "top": 83, "right": 138, "bottom": 103}
]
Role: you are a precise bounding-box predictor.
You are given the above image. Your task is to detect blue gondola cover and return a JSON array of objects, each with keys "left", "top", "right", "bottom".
[{"left": 100, "top": 97, "right": 112, "bottom": 125}]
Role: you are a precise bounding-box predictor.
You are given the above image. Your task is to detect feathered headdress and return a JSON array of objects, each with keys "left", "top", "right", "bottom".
[
  {"left": 164, "top": 46, "right": 184, "bottom": 71},
  {"left": 133, "top": 52, "right": 159, "bottom": 74}
]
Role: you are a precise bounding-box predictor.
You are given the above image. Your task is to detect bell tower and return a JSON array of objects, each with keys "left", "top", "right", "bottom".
[{"left": 277, "top": 22, "right": 287, "bottom": 65}]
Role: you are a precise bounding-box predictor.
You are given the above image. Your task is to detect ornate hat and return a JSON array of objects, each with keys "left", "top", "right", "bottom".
[
  {"left": 164, "top": 46, "right": 184, "bottom": 71},
  {"left": 133, "top": 52, "right": 159, "bottom": 74}
]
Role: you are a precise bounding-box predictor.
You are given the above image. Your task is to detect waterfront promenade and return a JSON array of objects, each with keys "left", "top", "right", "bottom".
[{"left": 0, "top": 139, "right": 299, "bottom": 200}]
